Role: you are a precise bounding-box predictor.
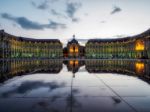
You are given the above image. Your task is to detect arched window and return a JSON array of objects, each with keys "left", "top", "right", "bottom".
[
  {"left": 69, "top": 46, "right": 74, "bottom": 53},
  {"left": 75, "top": 46, "right": 79, "bottom": 53}
]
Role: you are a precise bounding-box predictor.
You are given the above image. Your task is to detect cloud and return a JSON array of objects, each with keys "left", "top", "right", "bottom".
[
  {"left": 51, "top": 9, "right": 67, "bottom": 18},
  {"left": 66, "top": 2, "right": 82, "bottom": 22},
  {"left": 1, "top": 81, "right": 66, "bottom": 97},
  {"left": 100, "top": 21, "right": 106, "bottom": 23},
  {"left": 1, "top": 13, "right": 66, "bottom": 30},
  {"left": 114, "top": 34, "right": 127, "bottom": 38},
  {"left": 84, "top": 13, "right": 88, "bottom": 16},
  {"left": 111, "top": 6, "right": 122, "bottom": 15},
  {"left": 31, "top": 0, "right": 49, "bottom": 10},
  {"left": 72, "top": 17, "right": 79, "bottom": 22},
  {"left": 0, "top": 23, "right": 2, "bottom": 28}
]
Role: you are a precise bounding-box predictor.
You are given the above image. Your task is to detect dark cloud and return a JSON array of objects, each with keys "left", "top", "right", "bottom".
[
  {"left": 100, "top": 21, "right": 106, "bottom": 23},
  {"left": 1, "top": 13, "right": 66, "bottom": 30},
  {"left": 1, "top": 81, "right": 65, "bottom": 97},
  {"left": 111, "top": 6, "right": 122, "bottom": 15},
  {"left": 51, "top": 9, "right": 67, "bottom": 18},
  {"left": 66, "top": 2, "right": 82, "bottom": 22},
  {"left": 72, "top": 17, "right": 79, "bottom": 22},
  {"left": 31, "top": 0, "right": 49, "bottom": 10}
]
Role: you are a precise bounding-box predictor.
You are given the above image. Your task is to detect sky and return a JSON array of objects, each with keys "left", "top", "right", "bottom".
[{"left": 0, "top": 0, "right": 150, "bottom": 44}]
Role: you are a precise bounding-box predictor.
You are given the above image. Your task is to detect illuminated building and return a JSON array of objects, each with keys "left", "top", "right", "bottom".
[
  {"left": 63, "top": 59, "right": 84, "bottom": 73},
  {"left": 135, "top": 62, "right": 145, "bottom": 75},
  {"left": 85, "top": 29, "right": 150, "bottom": 59},
  {"left": 0, "top": 59, "right": 62, "bottom": 81},
  {"left": 0, "top": 30, "right": 63, "bottom": 59},
  {"left": 0, "top": 29, "right": 150, "bottom": 59},
  {"left": 63, "top": 35, "right": 85, "bottom": 58},
  {"left": 85, "top": 59, "right": 150, "bottom": 78}
]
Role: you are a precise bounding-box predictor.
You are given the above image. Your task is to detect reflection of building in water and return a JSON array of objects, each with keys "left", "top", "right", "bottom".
[
  {"left": 63, "top": 35, "right": 85, "bottom": 58},
  {"left": 0, "top": 59, "right": 150, "bottom": 81},
  {"left": 85, "top": 29, "right": 150, "bottom": 59},
  {"left": 85, "top": 60, "right": 150, "bottom": 78},
  {"left": 64, "top": 60, "right": 84, "bottom": 74},
  {"left": 0, "top": 60, "right": 62, "bottom": 81},
  {"left": 135, "top": 62, "right": 145, "bottom": 75},
  {"left": 0, "top": 30, "right": 63, "bottom": 59}
]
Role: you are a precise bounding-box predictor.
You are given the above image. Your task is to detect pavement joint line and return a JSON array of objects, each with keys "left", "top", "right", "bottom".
[{"left": 93, "top": 74, "right": 139, "bottom": 112}]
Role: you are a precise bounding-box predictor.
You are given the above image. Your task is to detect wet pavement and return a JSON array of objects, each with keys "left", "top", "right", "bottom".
[{"left": 0, "top": 64, "right": 150, "bottom": 112}]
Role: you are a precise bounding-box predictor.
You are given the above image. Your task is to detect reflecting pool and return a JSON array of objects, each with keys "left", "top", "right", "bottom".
[{"left": 0, "top": 59, "right": 150, "bottom": 112}]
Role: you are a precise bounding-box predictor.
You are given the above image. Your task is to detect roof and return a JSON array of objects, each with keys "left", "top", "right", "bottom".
[
  {"left": 0, "top": 29, "right": 61, "bottom": 43},
  {"left": 18, "top": 37, "right": 61, "bottom": 43},
  {"left": 87, "top": 29, "right": 150, "bottom": 43},
  {"left": 68, "top": 36, "right": 79, "bottom": 44}
]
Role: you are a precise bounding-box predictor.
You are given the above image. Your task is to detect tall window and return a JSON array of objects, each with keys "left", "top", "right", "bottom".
[
  {"left": 135, "top": 62, "right": 144, "bottom": 74},
  {"left": 135, "top": 40, "right": 144, "bottom": 51},
  {"left": 75, "top": 46, "right": 78, "bottom": 53},
  {"left": 69, "top": 46, "right": 74, "bottom": 53}
]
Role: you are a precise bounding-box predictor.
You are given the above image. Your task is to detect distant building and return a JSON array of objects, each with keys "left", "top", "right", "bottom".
[
  {"left": 0, "top": 29, "right": 150, "bottom": 59},
  {"left": 63, "top": 35, "right": 85, "bottom": 58},
  {"left": 85, "top": 59, "right": 150, "bottom": 78},
  {"left": 64, "top": 60, "right": 84, "bottom": 73},
  {"left": 85, "top": 29, "right": 150, "bottom": 59},
  {"left": 0, "top": 59, "right": 63, "bottom": 82},
  {"left": 0, "top": 30, "right": 63, "bottom": 59}
]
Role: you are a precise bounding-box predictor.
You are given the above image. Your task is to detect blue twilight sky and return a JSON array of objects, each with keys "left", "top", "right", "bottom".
[{"left": 0, "top": 0, "right": 150, "bottom": 43}]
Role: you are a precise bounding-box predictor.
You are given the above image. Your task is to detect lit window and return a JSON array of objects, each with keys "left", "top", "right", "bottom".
[
  {"left": 69, "top": 60, "right": 74, "bottom": 65},
  {"left": 135, "top": 40, "right": 144, "bottom": 51},
  {"left": 75, "top": 46, "right": 78, "bottom": 53},
  {"left": 135, "top": 62, "right": 144, "bottom": 74},
  {"left": 69, "top": 46, "right": 74, "bottom": 53},
  {"left": 75, "top": 60, "right": 78, "bottom": 65}
]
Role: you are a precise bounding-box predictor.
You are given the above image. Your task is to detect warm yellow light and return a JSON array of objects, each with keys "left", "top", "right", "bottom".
[
  {"left": 69, "top": 47, "right": 74, "bottom": 53},
  {"left": 135, "top": 62, "right": 144, "bottom": 74},
  {"left": 135, "top": 40, "right": 144, "bottom": 51},
  {"left": 69, "top": 60, "right": 74, "bottom": 65},
  {"left": 75, "top": 47, "right": 78, "bottom": 53},
  {"left": 75, "top": 60, "right": 78, "bottom": 65}
]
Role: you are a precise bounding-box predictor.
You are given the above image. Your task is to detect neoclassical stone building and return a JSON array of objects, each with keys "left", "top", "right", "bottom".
[
  {"left": 0, "top": 30, "right": 63, "bottom": 59},
  {"left": 85, "top": 59, "right": 150, "bottom": 79},
  {"left": 85, "top": 29, "right": 150, "bottom": 59},
  {"left": 0, "top": 59, "right": 62, "bottom": 81},
  {"left": 63, "top": 35, "right": 85, "bottom": 58},
  {"left": 0, "top": 29, "right": 150, "bottom": 59}
]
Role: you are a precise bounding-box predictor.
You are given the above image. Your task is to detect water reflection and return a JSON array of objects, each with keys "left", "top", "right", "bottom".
[
  {"left": 0, "top": 59, "right": 63, "bottom": 82},
  {"left": 0, "top": 59, "right": 150, "bottom": 112},
  {"left": 64, "top": 60, "right": 84, "bottom": 74},
  {"left": 135, "top": 62, "right": 145, "bottom": 75},
  {"left": 85, "top": 59, "right": 150, "bottom": 78},
  {"left": 1, "top": 81, "right": 66, "bottom": 98},
  {"left": 0, "top": 59, "right": 150, "bottom": 82}
]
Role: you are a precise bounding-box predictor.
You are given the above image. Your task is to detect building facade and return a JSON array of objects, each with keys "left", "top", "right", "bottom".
[
  {"left": 0, "top": 29, "right": 150, "bottom": 59},
  {"left": 85, "top": 29, "right": 150, "bottom": 59},
  {"left": 85, "top": 59, "right": 150, "bottom": 78},
  {"left": 0, "top": 30, "right": 63, "bottom": 59},
  {"left": 63, "top": 36, "right": 85, "bottom": 58},
  {"left": 0, "top": 59, "right": 62, "bottom": 82},
  {"left": 63, "top": 60, "right": 84, "bottom": 73}
]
